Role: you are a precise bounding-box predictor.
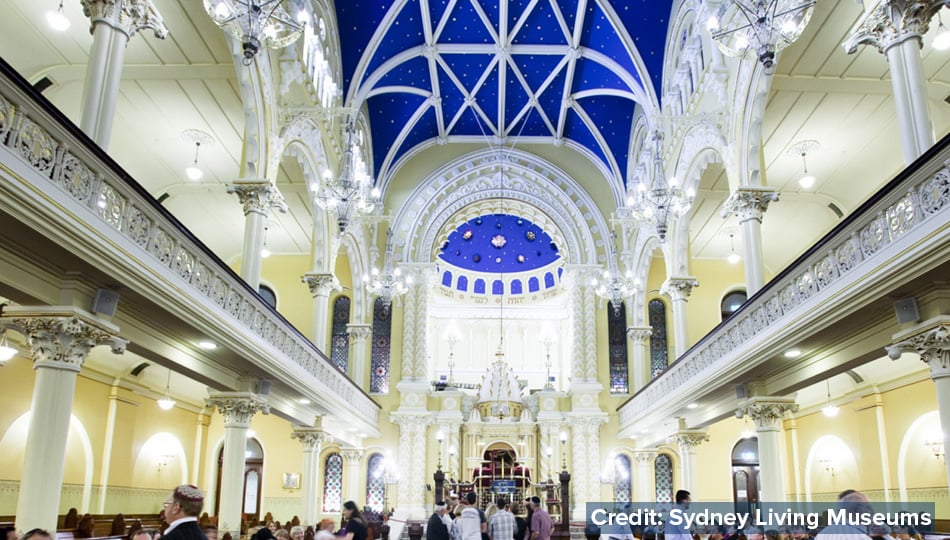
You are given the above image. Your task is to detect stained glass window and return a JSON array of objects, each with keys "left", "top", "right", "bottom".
[
  {"left": 655, "top": 453, "right": 673, "bottom": 503},
  {"left": 614, "top": 454, "right": 632, "bottom": 503},
  {"left": 323, "top": 452, "right": 343, "bottom": 512},
  {"left": 649, "top": 299, "right": 668, "bottom": 378},
  {"left": 331, "top": 296, "right": 350, "bottom": 373},
  {"left": 366, "top": 453, "right": 386, "bottom": 512},
  {"left": 608, "top": 301, "right": 629, "bottom": 394},
  {"left": 371, "top": 297, "right": 392, "bottom": 394}
]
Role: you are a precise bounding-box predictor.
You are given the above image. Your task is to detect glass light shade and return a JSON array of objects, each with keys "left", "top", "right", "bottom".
[
  {"left": 727, "top": 252, "right": 741, "bottom": 264},
  {"left": 798, "top": 174, "right": 816, "bottom": 189},
  {"left": 47, "top": 10, "right": 70, "bottom": 31},
  {"left": 260, "top": 246, "right": 271, "bottom": 258},
  {"left": 185, "top": 165, "right": 203, "bottom": 181},
  {"left": 822, "top": 404, "right": 840, "bottom": 417},
  {"left": 157, "top": 395, "right": 176, "bottom": 410},
  {"left": 934, "top": 26, "right": 950, "bottom": 51}
]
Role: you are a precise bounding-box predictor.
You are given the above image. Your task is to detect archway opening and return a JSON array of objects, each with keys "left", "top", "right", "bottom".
[{"left": 731, "top": 437, "right": 760, "bottom": 515}]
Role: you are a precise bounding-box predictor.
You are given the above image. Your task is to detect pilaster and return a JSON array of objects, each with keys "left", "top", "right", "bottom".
[
  {"left": 346, "top": 323, "right": 372, "bottom": 389},
  {"left": 227, "top": 180, "right": 288, "bottom": 289},
  {"left": 341, "top": 448, "right": 366, "bottom": 503},
  {"left": 722, "top": 187, "right": 779, "bottom": 294},
  {"left": 302, "top": 273, "right": 340, "bottom": 352},
  {"left": 391, "top": 413, "right": 433, "bottom": 518},
  {"left": 661, "top": 277, "right": 699, "bottom": 359},
  {"left": 627, "top": 326, "right": 652, "bottom": 393},
  {"left": 668, "top": 429, "right": 709, "bottom": 495},
  {"left": 632, "top": 450, "right": 657, "bottom": 502},
  {"left": 566, "top": 414, "right": 607, "bottom": 520},
  {"left": 291, "top": 424, "right": 330, "bottom": 526}
]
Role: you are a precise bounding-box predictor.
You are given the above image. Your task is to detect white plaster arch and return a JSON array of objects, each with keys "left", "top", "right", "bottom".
[
  {"left": 391, "top": 149, "right": 611, "bottom": 268},
  {"left": 804, "top": 435, "right": 857, "bottom": 501},
  {"left": 0, "top": 412, "right": 95, "bottom": 512},
  {"left": 896, "top": 410, "right": 942, "bottom": 501},
  {"left": 134, "top": 432, "right": 189, "bottom": 486},
  {"left": 339, "top": 231, "right": 371, "bottom": 323},
  {"left": 662, "top": 0, "right": 701, "bottom": 98}
]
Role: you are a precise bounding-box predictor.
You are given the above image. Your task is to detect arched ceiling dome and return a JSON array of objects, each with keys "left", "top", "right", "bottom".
[
  {"left": 438, "top": 213, "right": 559, "bottom": 272},
  {"left": 337, "top": 0, "right": 672, "bottom": 186}
]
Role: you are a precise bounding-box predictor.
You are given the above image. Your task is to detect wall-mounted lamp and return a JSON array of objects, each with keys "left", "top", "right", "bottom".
[
  {"left": 925, "top": 433, "right": 945, "bottom": 461},
  {"left": 157, "top": 453, "right": 174, "bottom": 472},
  {"left": 818, "top": 457, "right": 836, "bottom": 477}
]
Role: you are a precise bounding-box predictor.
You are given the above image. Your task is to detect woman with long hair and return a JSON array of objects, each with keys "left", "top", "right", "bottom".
[{"left": 341, "top": 501, "right": 367, "bottom": 540}]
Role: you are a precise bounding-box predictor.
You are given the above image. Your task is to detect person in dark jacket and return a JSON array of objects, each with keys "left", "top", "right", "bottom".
[
  {"left": 161, "top": 485, "right": 208, "bottom": 540},
  {"left": 427, "top": 503, "right": 451, "bottom": 540}
]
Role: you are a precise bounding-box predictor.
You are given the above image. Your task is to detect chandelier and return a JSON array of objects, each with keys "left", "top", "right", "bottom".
[
  {"left": 364, "top": 228, "right": 410, "bottom": 311},
  {"left": 315, "top": 123, "right": 379, "bottom": 234},
  {"left": 203, "top": 0, "right": 309, "bottom": 66},
  {"left": 707, "top": 1, "right": 816, "bottom": 75},
  {"left": 592, "top": 237, "right": 639, "bottom": 317},
  {"left": 623, "top": 131, "right": 694, "bottom": 242}
]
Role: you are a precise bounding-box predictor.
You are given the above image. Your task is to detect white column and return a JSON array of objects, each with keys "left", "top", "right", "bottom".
[
  {"left": 291, "top": 426, "right": 329, "bottom": 526},
  {"left": 2, "top": 308, "right": 125, "bottom": 533},
  {"left": 78, "top": 0, "right": 167, "bottom": 148},
  {"left": 632, "top": 450, "right": 657, "bottom": 502},
  {"left": 391, "top": 415, "right": 432, "bottom": 519},
  {"left": 341, "top": 448, "right": 366, "bottom": 505},
  {"left": 886, "top": 318, "right": 950, "bottom": 491},
  {"left": 347, "top": 324, "right": 372, "bottom": 389},
  {"left": 660, "top": 278, "right": 699, "bottom": 359},
  {"left": 626, "top": 327, "right": 652, "bottom": 393},
  {"left": 567, "top": 415, "right": 607, "bottom": 520},
  {"left": 722, "top": 187, "right": 779, "bottom": 295},
  {"left": 206, "top": 392, "right": 270, "bottom": 536},
  {"left": 227, "top": 180, "right": 288, "bottom": 290},
  {"left": 303, "top": 273, "right": 340, "bottom": 352},
  {"left": 737, "top": 397, "right": 798, "bottom": 501},
  {"left": 668, "top": 430, "right": 708, "bottom": 495},
  {"left": 844, "top": 1, "right": 942, "bottom": 164},
  {"left": 566, "top": 266, "right": 598, "bottom": 381}
]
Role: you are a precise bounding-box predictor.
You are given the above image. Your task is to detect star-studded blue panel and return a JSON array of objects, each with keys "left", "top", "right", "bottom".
[
  {"left": 336, "top": 0, "right": 673, "bottom": 184},
  {"left": 438, "top": 214, "right": 560, "bottom": 273}
]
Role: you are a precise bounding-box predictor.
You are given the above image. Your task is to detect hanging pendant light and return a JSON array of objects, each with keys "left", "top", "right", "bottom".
[
  {"left": 788, "top": 139, "right": 819, "bottom": 189},
  {"left": 157, "top": 368, "right": 176, "bottom": 411},
  {"left": 47, "top": 0, "right": 70, "bottom": 31},
  {"left": 821, "top": 379, "right": 839, "bottom": 417},
  {"left": 727, "top": 232, "right": 741, "bottom": 264},
  {"left": 181, "top": 129, "right": 214, "bottom": 182}
]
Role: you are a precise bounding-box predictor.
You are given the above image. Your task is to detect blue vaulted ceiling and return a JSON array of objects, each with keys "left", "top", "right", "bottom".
[{"left": 336, "top": 0, "right": 672, "bottom": 186}]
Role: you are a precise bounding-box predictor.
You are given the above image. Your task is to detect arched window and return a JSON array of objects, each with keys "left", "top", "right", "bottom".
[
  {"left": 511, "top": 279, "right": 523, "bottom": 295},
  {"left": 492, "top": 280, "right": 504, "bottom": 295},
  {"left": 528, "top": 276, "right": 540, "bottom": 292},
  {"left": 331, "top": 296, "right": 350, "bottom": 373},
  {"left": 323, "top": 452, "right": 343, "bottom": 512},
  {"left": 442, "top": 270, "right": 453, "bottom": 287},
  {"left": 366, "top": 453, "right": 386, "bottom": 512},
  {"left": 648, "top": 299, "right": 669, "bottom": 378},
  {"left": 457, "top": 275, "right": 468, "bottom": 291},
  {"left": 608, "top": 302, "right": 628, "bottom": 394},
  {"left": 258, "top": 284, "right": 277, "bottom": 309},
  {"left": 474, "top": 279, "right": 486, "bottom": 294},
  {"left": 370, "top": 297, "right": 392, "bottom": 394},
  {"left": 721, "top": 289, "right": 748, "bottom": 320},
  {"left": 655, "top": 453, "right": 674, "bottom": 503},
  {"left": 614, "top": 454, "right": 632, "bottom": 502}
]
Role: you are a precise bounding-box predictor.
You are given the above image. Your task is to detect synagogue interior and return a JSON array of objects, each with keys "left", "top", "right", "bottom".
[{"left": 0, "top": 0, "right": 949, "bottom": 539}]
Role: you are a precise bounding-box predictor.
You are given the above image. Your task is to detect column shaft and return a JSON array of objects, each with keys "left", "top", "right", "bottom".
[
  {"left": 16, "top": 366, "right": 81, "bottom": 532},
  {"left": 627, "top": 328, "right": 652, "bottom": 393},
  {"left": 342, "top": 450, "right": 365, "bottom": 503},
  {"left": 934, "top": 375, "right": 950, "bottom": 490},
  {"left": 740, "top": 217, "right": 765, "bottom": 294},
  {"left": 80, "top": 23, "right": 129, "bottom": 147},
  {"left": 633, "top": 452, "right": 656, "bottom": 502},
  {"left": 737, "top": 397, "right": 797, "bottom": 501},
  {"left": 241, "top": 208, "right": 267, "bottom": 290},
  {"left": 219, "top": 424, "right": 249, "bottom": 533}
]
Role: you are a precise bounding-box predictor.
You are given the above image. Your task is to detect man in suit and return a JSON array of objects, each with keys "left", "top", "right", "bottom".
[
  {"left": 428, "top": 503, "right": 451, "bottom": 540},
  {"left": 162, "top": 485, "right": 208, "bottom": 540}
]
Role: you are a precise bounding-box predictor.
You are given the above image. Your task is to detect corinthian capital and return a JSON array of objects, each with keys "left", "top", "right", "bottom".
[
  {"left": 207, "top": 391, "right": 270, "bottom": 427},
  {"left": 886, "top": 317, "right": 950, "bottom": 379},
  {"left": 626, "top": 326, "right": 653, "bottom": 344},
  {"left": 302, "top": 273, "right": 341, "bottom": 298},
  {"left": 1, "top": 306, "right": 126, "bottom": 371},
  {"left": 736, "top": 397, "right": 799, "bottom": 430},
  {"left": 291, "top": 429, "right": 332, "bottom": 449},
  {"left": 346, "top": 324, "right": 373, "bottom": 343},
  {"left": 661, "top": 277, "right": 699, "bottom": 301},
  {"left": 340, "top": 448, "right": 365, "bottom": 463},
  {"left": 80, "top": 0, "right": 168, "bottom": 39},
  {"left": 632, "top": 450, "right": 657, "bottom": 464},
  {"left": 721, "top": 187, "right": 779, "bottom": 223},
  {"left": 844, "top": 0, "right": 944, "bottom": 54},
  {"left": 669, "top": 430, "right": 709, "bottom": 448},
  {"left": 228, "top": 180, "right": 289, "bottom": 216}
]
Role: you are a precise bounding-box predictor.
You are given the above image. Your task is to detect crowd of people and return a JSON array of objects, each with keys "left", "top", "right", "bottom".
[{"left": 425, "top": 492, "right": 555, "bottom": 540}]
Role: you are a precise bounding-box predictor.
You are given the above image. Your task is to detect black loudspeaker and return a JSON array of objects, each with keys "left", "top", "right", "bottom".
[
  {"left": 258, "top": 379, "right": 271, "bottom": 395},
  {"left": 893, "top": 297, "right": 919, "bottom": 324},
  {"left": 735, "top": 383, "right": 747, "bottom": 399},
  {"left": 92, "top": 289, "right": 120, "bottom": 316}
]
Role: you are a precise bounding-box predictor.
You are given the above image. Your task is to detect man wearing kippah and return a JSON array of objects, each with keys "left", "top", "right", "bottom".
[
  {"left": 162, "top": 484, "right": 208, "bottom": 540},
  {"left": 428, "top": 503, "right": 451, "bottom": 540}
]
